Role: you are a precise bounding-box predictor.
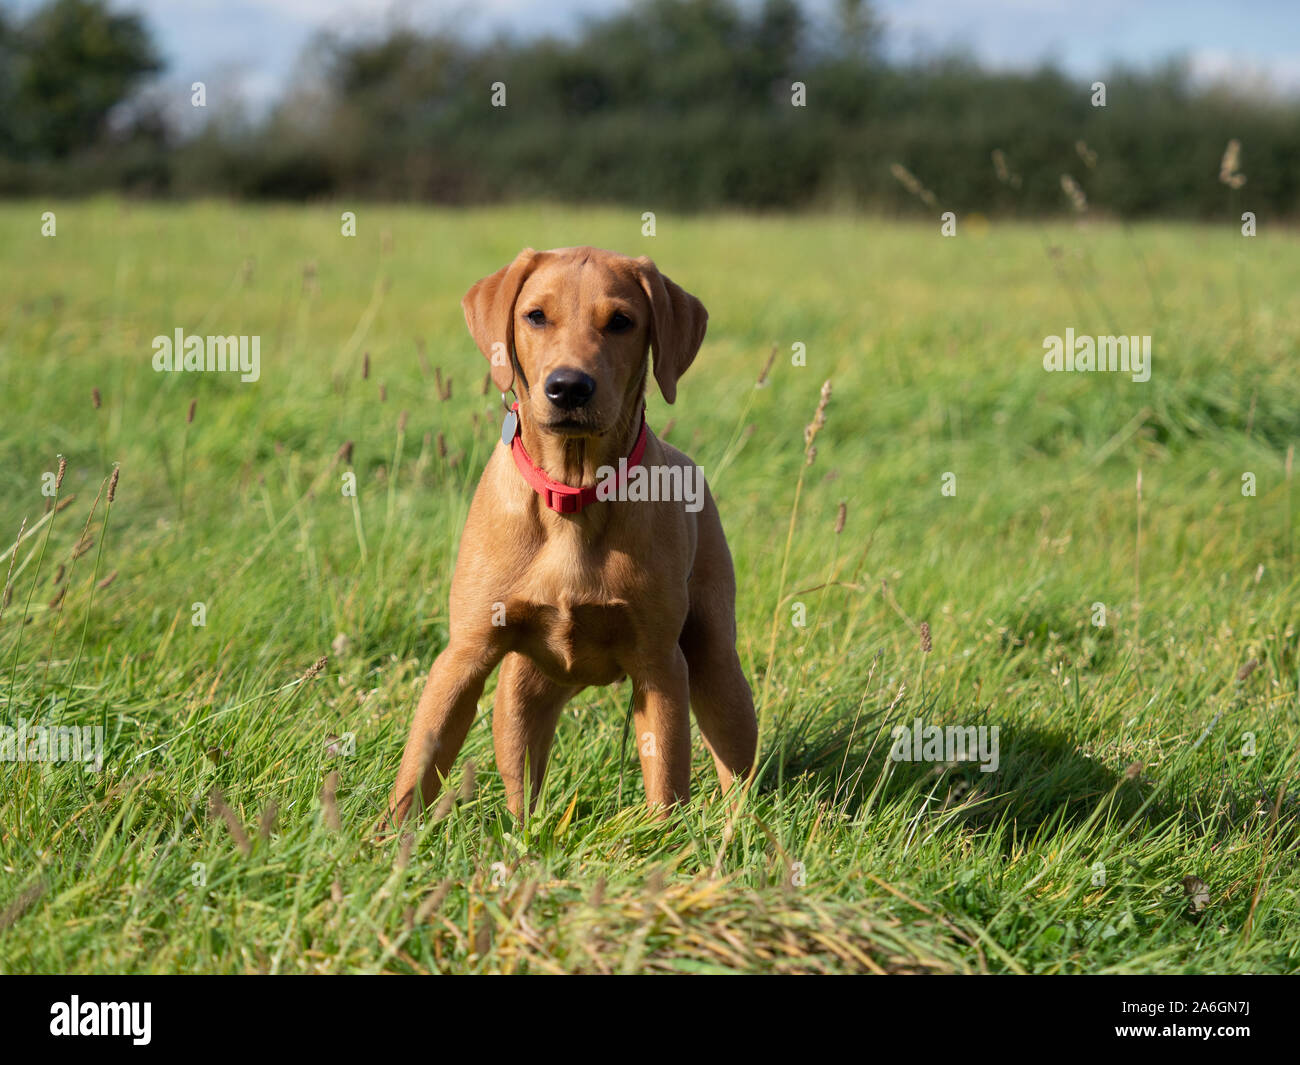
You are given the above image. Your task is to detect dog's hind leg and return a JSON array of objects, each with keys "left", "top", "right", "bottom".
[
  {"left": 491, "top": 653, "right": 577, "bottom": 818},
  {"left": 681, "top": 608, "right": 757, "bottom": 794},
  {"left": 680, "top": 495, "right": 758, "bottom": 795}
]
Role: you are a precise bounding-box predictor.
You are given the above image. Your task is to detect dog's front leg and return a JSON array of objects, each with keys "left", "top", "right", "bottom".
[
  {"left": 631, "top": 646, "right": 693, "bottom": 812},
  {"left": 385, "top": 639, "right": 502, "bottom": 829},
  {"left": 492, "top": 653, "right": 578, "bottom": 819}
]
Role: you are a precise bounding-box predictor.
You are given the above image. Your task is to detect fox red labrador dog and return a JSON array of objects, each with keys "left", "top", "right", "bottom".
[{"left": 385, "top": 246, "right": 757, "bottom": 827}]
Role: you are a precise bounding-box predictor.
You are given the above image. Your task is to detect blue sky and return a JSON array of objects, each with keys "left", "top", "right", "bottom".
[{"left": 38, "top": 0, "right": 1300, "bottom": 112}]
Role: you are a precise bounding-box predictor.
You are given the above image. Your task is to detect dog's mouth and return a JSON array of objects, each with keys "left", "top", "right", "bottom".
[
  {"left": 541, "top": 417, "right": 604, "bottom": 437},
  {"left": 537, "top": 405, "right": 606, "bottom": 436}
]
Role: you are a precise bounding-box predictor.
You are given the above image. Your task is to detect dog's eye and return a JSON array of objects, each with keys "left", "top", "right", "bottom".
[
  {"left": 607, "top": 312, "right": 633, "bottom": 333},
  {"left": 525, "top": 309, "right": 547, "bottom": 327}
]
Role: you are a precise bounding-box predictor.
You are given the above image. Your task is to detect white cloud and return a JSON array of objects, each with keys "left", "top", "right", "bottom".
[{"left": 1185, "top": 47, "right": 1300, "bottom": 97}]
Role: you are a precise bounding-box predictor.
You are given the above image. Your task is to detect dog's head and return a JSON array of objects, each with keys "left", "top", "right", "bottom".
[{"left": 462, "top": 246, "right": 707, "bottom": 437}]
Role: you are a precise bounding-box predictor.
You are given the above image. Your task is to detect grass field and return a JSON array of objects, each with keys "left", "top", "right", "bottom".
[{"left": 1, "top": 200, "right": 1297, "bottom": 974}]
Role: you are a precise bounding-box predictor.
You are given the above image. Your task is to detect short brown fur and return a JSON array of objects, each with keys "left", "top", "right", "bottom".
[{"left": 385, "top": 246, "right": 757, "bottom": 826}]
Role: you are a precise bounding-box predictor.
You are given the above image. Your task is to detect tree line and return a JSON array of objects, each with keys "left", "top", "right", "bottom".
[{"left": 2, "top": 0, "right": 1296, "bottom": 218}]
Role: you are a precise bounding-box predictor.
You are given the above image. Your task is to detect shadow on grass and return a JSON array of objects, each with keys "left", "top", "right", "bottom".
[
  {"left": 762, "top": 691, "right": 1298, "bottom": 852},
  {"left": 758, "top": 697, "right": 1138, "bottom": 841}
]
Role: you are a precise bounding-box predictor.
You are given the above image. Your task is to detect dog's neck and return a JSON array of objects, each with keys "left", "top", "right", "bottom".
[{"left": 516, "top": 391, "right": 646, "bottom": 491}]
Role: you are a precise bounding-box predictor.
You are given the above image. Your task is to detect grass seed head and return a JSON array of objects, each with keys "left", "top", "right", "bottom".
[
  {"left": 258, "top": 802, "right": 278, "bottom": 840},
  {"left": 458, "top": 759, "right": 478, "bottom": 801},
  {"left": 320, "top": 771, "right": 341, "bottom": 831},
  {"left": 415, "top": 880, "right": 453, "bottom": 924},
  {"left": 431, "top": 787, "right": 456, "bottom": 821},
  {"left": 890, "top": 162, "right": 938, "bottom": 208},
  {"left": 803, "top": 379, "right": 832, "bottom": 464},
  {"left": 302, "top": 654, "right": 328, "bottom": 681},
  {"left": 991, "top": 148, "right": 1022, "bottom": 188},
  {"left": 0, "top": 883, "right": 45, "bottom": 931},
  {"left": 1060, "top": 174, "right": 1087, "bottom": 213},
  {"left": 1219, "top": 140, "right": 1246, "bottom": 188},
  {"left": 208, "top": 787, "right": 252, "bottom": 856},
  {"left": 395, "top": 831, "right": 414, "bottom": 869}
]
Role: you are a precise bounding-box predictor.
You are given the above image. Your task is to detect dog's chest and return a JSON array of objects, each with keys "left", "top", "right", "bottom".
[
  {"left": 496, "top": 518, "right": 684, "bottom": 686},
  {"left": 506, "top": 595, "right": 635, "bottom": 685}
]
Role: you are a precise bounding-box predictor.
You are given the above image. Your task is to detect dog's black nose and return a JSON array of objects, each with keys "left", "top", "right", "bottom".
[{"left": 544, "top": 368, "right": 596, "bottom": 409}]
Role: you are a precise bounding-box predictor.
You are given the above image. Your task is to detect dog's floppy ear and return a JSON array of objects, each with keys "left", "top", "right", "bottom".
[
  {"left": 462, "top": 248, "right": 539, "bottom": 393},
  {"left": 635, "top": 256, "right": 707, "bottom": 405}
]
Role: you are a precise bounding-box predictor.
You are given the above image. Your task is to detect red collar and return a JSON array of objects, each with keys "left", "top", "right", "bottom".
[{"left": 507, "top": 402, "right": 649, "bottom": 514}]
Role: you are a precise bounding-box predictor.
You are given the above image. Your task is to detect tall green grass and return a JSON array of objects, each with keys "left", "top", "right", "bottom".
[{"left": 0, "top": 202, "right": 1296, "bottom": 972}]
